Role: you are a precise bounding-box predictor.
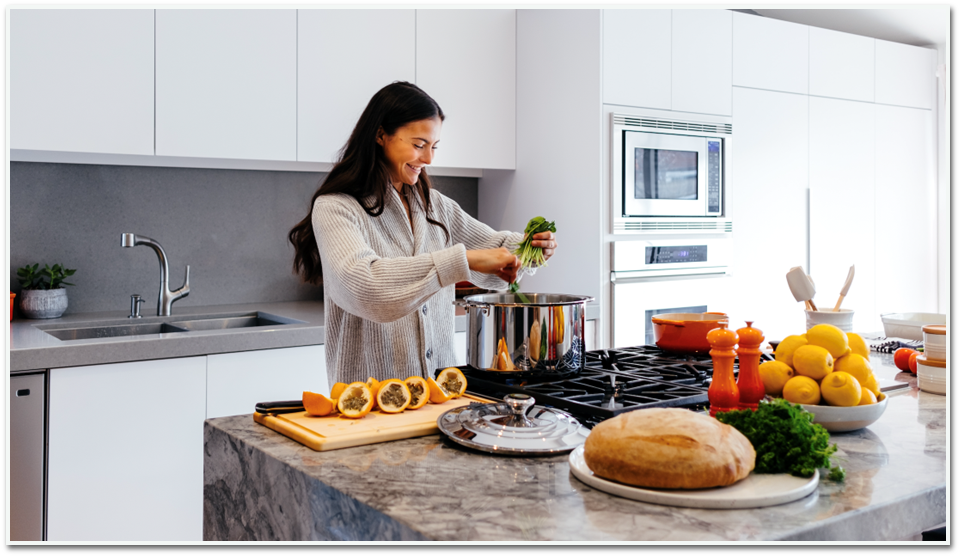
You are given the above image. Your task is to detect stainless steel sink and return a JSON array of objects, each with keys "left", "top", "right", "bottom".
[
  {"left": 38, "top": 311, "right": 305, "bottom": 341},
  {"left": 169, "top": 313, "right": 296, "bottom": 331},
  {"left": 42, "top": 322, "right": 190, "bottom": 341}
]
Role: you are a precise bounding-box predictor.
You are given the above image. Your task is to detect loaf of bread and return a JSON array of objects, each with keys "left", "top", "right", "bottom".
[{"left": 583, "top": 408, "right": 755, "bottom": 489}]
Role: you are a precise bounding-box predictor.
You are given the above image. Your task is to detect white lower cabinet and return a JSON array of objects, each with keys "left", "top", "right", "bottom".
[
  {"left": 47, "top": 357, "right": 207, "bottom": 542},
  {"left": 46, "top": 345, "right": 326, "bottom": 541},
  {"left": 206, "top": 345, "right": 327, "bottom": 419}
]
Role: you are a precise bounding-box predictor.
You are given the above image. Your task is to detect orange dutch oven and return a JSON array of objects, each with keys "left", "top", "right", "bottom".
[{"left": 651, "top": 312, "right": 729, "bottom": 354}]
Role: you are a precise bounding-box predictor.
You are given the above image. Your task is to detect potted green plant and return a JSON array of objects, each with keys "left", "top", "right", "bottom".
[{"left": 16, "top": 263, "right": 76, "bottom": 319}]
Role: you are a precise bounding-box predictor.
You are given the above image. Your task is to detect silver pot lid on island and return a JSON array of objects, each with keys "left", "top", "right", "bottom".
[{"left": 437, "top": 393, "right": 590, "bottom": 455}]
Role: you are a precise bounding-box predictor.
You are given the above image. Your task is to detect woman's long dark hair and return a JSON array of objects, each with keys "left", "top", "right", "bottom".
[{"left": 289, "top": 81, "right": 448, "bottom": 285}]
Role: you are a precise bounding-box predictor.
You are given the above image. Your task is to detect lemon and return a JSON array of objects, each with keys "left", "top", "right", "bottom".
[
  {"left": 782, "top": 375, "right": 821, "bottom": 405},
  {"left": 847, "top": 333, "right": 870, "bottom": 359},
  {"left": 834, "top": 353, "right": 874, "bottom": 386},
  {"left": 806, "top": 324, "right": 849, "bottom": 359},
  {"left": 858, "top": 387, "right": 878, "bottom": 406},
  {"left": 774, "top": 334, "right": 809, "bottom": 368},
  {"left": 759, "top": 360, "right": 795, "bottom": 397},
  {"left": 861, "top": 373, "right": 881, "bottom": 397},
  {"left": 792, "top": 344, "right": 835, "bottom": 381},
  {"left": 820, "top": 372, "right": 862, "bottom": 406}
]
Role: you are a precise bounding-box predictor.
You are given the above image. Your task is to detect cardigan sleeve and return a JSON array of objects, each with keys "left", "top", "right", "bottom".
[
  {"left": 312, "top": 195, "right": 470, "bottom": 323},
  {"left": 433, "top": 193, "right": 525, "bottom": 291}
]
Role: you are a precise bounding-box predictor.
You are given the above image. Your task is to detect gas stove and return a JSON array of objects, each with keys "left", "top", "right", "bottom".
[{"left": 444, "top": 345, "right": 772, "bottom": 428}]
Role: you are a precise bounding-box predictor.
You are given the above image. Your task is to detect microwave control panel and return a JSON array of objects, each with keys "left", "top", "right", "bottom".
[{"left": 707, "top": 140, "right": 721, "bottom": 214}]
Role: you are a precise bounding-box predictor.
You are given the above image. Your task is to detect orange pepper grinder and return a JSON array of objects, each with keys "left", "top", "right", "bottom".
[
  {"left": 736, "top": 321, "right": 766, "bottom": 411},
  {"left": 707, "top": 322, "right": 740, "bottom": 418}
]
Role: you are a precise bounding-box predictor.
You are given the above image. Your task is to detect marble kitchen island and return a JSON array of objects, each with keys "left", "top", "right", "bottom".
[{"left": 202, "top": 355, "right": 946, "bottom": 542}]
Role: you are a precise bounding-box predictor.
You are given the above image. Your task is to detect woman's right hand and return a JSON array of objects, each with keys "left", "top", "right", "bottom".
[{"left": 466, "top": 248, "right": 520, "bottom": 284}]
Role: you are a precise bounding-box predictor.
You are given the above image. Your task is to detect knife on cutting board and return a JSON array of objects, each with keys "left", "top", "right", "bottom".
[{"left": 255, "top": 400, "right": 305, "bottom": 414}]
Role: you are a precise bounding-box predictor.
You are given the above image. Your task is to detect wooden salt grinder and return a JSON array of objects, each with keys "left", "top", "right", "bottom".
[
  {"left": 707, "top": 322, "right": 740, "bottom": 418},
  {"left": 736, "top": 321, "right": 766, "bottom": 411}
]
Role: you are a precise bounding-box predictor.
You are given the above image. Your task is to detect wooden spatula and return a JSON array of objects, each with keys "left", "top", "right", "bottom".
[
  {"left": 786, "top": 266, "right": 818, "bottom": 311},
  {"left": 833, "top": 265, "right": 855, "bottom": 311}
]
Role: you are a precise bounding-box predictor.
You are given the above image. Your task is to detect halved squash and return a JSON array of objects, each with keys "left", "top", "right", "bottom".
[
  {"left": 436, "top": 367, "right": 467, "bottom": 398},
  {"left": 330, "top": 382, "right": 348, "bottom": 401},
  {"left": 336, "top": 382, "right": 374, "bottom": 418},
  {"left": 404, "top": 376, "right": 430, "bottom": 410},
  {"left": 376, "top": 379, "right": 412, "bottom": 413},
  {"left": 426, "top": 376, "right": 453, "bottom": 404},
  {"left": 303, "top": 391, "right": 337, "bottom": 416}
]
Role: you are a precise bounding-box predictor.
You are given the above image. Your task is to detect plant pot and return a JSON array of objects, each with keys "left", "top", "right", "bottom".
[{"left": 20, "top": 288, "right": 68, "bottom": 319}]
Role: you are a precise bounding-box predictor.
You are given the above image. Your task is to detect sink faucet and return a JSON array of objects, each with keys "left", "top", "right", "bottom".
[{"left": 121, "top": 233, "right": 190, "bottom": 316}]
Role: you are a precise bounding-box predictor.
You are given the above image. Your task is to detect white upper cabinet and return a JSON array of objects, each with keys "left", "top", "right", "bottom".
[
  {"left": 10, "top": 9, "right": 154, "bottom": 155},
  {"left": 875, "top": 39, "right": 936, "bottom": 110},
  {"left": 155, "top": 10, "right": 297, "bottom": 161},
  {"left": 809, "top": 27, "right": 875, "bottom": 102},
  {"left": 672, "top": 9, "right": 732, "bottom": 115},
  {"left": 732, "top": 12, "right": 808, "bottom": 94},
  {"left": 602, "top": 9, "right": 672, "bottom": 110},
  {"left": 809, "top": 97, "right": 877, "bottom": 332},
  {"left": 298, "top": 10, "right": 416, "bottom": 163},
  {"left": 729, "top": 87, "right": 809, "bottom": 341},
  {"left": 874, "top": 104, "right": 937, "bottom": 315},
  {"left": 416, "top": 9, "right": 516, "bottom": 170}
]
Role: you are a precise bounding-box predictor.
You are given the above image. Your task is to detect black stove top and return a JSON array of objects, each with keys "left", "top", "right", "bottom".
[{"left": 442, "top": 345, "right": 772, "bottom": 428}]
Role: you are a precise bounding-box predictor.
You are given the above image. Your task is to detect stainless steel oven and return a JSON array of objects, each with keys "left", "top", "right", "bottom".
[{"left": 612, "top": 112, "right": 733, "bottom": 233}]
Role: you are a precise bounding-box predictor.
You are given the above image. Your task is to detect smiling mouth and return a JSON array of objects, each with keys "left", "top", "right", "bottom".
[{"left": 407, "top": 164, "right": 422, "bottom": 173}]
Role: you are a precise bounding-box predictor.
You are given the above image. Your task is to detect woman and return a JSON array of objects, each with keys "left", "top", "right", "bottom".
[{"left": 289, "top": 81, "right": 557, "bottom": 386}]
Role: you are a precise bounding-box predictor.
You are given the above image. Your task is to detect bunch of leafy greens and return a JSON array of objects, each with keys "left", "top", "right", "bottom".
[
  {"left": 508, "top": 217, "right": 556, "bottom": 304},
  {"left": 716, "top": 398, "right": 845, "bottom": 481}
]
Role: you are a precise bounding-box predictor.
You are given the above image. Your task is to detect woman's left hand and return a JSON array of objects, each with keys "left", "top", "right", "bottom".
[{"left": 531, "top": 231, "right": 558, "bottom": 262}]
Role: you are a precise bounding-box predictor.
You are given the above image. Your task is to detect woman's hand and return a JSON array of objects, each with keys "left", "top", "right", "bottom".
[
  {"left": 530, "top": 231, "right": 558, "bottom": 262},
  {"left": 466, "top": 248, "right": 521, "bottom": 284}
]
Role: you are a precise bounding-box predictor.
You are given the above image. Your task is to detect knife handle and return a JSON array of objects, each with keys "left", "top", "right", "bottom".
[{"left": 255, "top": 400, "right": 305, "bottom": 414}]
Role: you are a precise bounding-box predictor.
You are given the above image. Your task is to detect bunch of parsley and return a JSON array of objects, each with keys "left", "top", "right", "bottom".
[
  {"left": 716, "top": 398, "right": 845, "bottom": 481},
  {"left": 508, "top": 216, "right": 556, "bottom": 304}
]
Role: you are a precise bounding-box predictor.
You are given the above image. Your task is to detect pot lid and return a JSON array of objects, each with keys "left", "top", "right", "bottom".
[{"left": 437, "top": 393, "right": 590, "bottom": 455}]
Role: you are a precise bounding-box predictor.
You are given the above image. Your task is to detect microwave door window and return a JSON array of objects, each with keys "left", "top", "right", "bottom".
[{"left": 634, "top": 148, "right": 698, "bottom": 201}]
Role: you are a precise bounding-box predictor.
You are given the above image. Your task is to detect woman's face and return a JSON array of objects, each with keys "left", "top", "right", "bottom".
[{"left": 377, "top": 117, "right": 442, "bottom": 187}]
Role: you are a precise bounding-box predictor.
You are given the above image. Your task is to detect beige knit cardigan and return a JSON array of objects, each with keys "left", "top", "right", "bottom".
[{"left": 312, "top": 186, "right": 523, "bottom": 386}]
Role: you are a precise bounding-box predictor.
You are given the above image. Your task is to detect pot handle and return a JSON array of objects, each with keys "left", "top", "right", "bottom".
[
  {"left": 652, "top": 318, "right": 686, "bottom": 327},
  {"left": 453, "top": 299, "right": 490, "bottom": 315}
]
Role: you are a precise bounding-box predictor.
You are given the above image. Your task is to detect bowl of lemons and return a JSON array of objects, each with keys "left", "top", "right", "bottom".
[{"left": 760, "top": 324, "right": 888, "bottom": 433}]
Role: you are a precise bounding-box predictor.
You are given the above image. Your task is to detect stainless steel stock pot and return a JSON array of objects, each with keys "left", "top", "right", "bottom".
[{"left": 454, "top": 293, "right": 594, "bottom": 375}]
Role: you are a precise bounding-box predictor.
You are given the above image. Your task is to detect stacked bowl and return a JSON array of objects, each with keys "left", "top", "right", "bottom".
[{"left": 917, "top": 325, "right": 947, "bottom": 395}]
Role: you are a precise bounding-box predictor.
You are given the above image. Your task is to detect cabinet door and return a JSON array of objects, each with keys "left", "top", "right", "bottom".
[
  {"left": 875, "top": 39, "right": 936, "bottom": 110},
  {"left": 10, "top": 373, "right": 45, "bottom": 542},
  {"left": 602, "top": 9, "right": 672, "bottom": 110},
  {"left": 809, "top": 27, "right": 874, "bottom": 103},
  {"left": 732, "top": 12, "right": 808, "bottom": 95},
  {"left": 729, "top": 87, "right": 808, "bottom": 341},
  {"left": 874, "top": 105, "right": 938, "bottom": 315},
  {"left": 10, "top": 9, "right": 154, "bottom": 155},
  {"left": 206, "top": 345, "right": 327, "bottom": 419},
  {"left": 416, "top": 9, "right": 516, "bottom": 169},
  {"left": 298, "top": 10, "right": 415, "bottom": 163},
  {"left": 156, "top": 9, "right": 297, "bottom": 160},
  {"left": 672, "top": 9, "right": 732, "bottom": 116},
  {"left": 47, "top": 357, "right": 206, "bottom": 542},
  {"left": 809, "top": 97, "right": 877, "bottom": 332}
]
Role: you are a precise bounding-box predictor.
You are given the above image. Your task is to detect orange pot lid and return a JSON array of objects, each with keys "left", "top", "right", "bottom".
[{"left": 922, "top": 325, "right": 946, "bottom": 335}]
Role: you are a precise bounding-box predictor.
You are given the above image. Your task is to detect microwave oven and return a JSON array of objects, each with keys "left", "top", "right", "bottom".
[{"left": 612, "top": 112, "right": 732, "bottom": 233}]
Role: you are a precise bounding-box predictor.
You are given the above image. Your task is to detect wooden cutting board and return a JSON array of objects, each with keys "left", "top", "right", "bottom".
[{"left": 253, "top": 394, "right": 490, "bottom": 451}]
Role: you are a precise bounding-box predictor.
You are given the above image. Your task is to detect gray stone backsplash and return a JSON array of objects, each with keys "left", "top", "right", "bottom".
[{"left": 10, "top": 162, "right": 479, "bottom": 316}]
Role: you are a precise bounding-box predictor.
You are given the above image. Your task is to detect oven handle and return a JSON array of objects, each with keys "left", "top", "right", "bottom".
[{"left": 610, "top": 270, "right": 728, "bottom": 283}]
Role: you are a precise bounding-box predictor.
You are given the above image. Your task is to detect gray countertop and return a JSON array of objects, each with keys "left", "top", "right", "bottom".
[
  {"left": 201, "top": 353, "right": 946, "bottom": 542},
  {"left": 10, "top": 300, "right": 601, "bottom": 372}
]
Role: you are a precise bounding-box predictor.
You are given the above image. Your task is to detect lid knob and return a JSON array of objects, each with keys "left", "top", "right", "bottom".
[{"left": 502, "top": 393, "right": 536, "bottom": 428}]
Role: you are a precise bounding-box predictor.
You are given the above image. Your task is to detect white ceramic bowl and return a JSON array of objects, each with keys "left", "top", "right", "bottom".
[
  {"left": 880, "top": 312, "right": 946, "bottom": 341},
  {"left": 805, "top": 309, "right": 854, "bottom": 332},
  {"left": 800, "top": 393, "right": 888, "bottom": 432}
]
